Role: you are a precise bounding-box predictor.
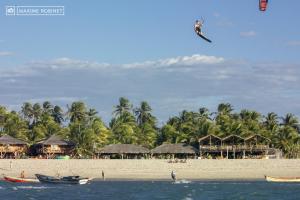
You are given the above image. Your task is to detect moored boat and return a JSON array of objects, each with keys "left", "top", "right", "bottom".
[
  {"left": 35, "top": 174, "right": 90, "bottom": 184},
  {"left": 265, "top": 175, "right": 300, "bottom": 183},
  {"left": 4, "top": 176, "right": 39, "bottom": 183}
]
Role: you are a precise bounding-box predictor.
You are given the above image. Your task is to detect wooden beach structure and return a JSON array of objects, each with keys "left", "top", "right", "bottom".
[
  {"left": 151, "top": 143, "right": 198, "bottom": 159},
  {"left": 0, "top": 134, "right": 27, "bottom": 158},
  {"left": 97, "top": 144, "right": 150, "bottom": 159},
  {"left": 222, "top": 134, "right": 245, "bottom": 159},
  {"left": 33, "top": 135, "right": 75, "bottom": 158},
  {"left": 198, "top": 134, "right": 223, "bottom": 158},
  {"left": 199, "top": 134, "right": 277, "bottom": 159}
]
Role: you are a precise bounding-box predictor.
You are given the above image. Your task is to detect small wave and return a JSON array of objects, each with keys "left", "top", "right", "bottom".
[
  {"left": 182, "top": 197, "right": 193, "bottom": 200},
  {"left": 174, "top": 180, "right": 192, "bottom": 184},
  {"left": 15, "top": 186, "right": 52, "bottom": 190}
]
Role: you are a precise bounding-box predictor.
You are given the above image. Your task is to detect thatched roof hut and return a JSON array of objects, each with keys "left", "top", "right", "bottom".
[
  {"left": 245, "top": 134, "right": 271, "bottom": 145},
  {"left": 0, "top": 135, "right": 27, "bottom": 145},
  {"left": 0, "top": 135, "right": 27, "bottom": 158},
  {"left": 33, "top": 135, "right": 75, "bottom": 157},
  {"left": 151, "top": 143, "right": 198, "bottom": 154},
  {"left": 98, "top": 144, "right": 150, "bottom": 154},
  {"left": 199, "top": 134, "right": 222, "bottom": 146},
  {"left": 222, "top": 135, "right": 245, "bottom": 146}
]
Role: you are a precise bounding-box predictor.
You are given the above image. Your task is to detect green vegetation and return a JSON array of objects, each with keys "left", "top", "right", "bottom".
[{"left": 0, "top": 98, "right": 299, "bottom": 158}]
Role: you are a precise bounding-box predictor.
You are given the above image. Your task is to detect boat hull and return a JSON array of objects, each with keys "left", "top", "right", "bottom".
[
  {"left": 35, "top": 174, "right": 90, "bottom": 184},
  {"left": 265, "top": 175, "right": 300, "bottom": 182},
  {"left": 4, "top": 176, "right": 39, "bottom": 183}
]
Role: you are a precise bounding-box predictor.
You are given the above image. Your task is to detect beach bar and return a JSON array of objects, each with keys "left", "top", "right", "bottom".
[
  {"left": 198, "top": 133, "right": 278, "bottom": 159},
  {"left": 97, "top": 144, "right": 150, "bottom": 159},
  {"left": 0, "top": 134, "right": 27, "bottom": 158}
]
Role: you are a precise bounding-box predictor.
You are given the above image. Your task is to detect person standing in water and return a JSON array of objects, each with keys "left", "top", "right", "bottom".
[
  {"left": 171, "top": 170, "right": 176, "bottom": 181},
  {"left": 102, "top": 170, "right": 105, "bottom": 180}
]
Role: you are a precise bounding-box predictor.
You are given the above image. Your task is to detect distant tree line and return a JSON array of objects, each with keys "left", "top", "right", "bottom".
[{"left": 0, "top": 97, "right": 299, "bottom": 158}]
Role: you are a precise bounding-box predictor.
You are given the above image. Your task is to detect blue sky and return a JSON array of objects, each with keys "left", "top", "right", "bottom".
[{"left": 0, "top": 0, "right": 300, "bottom": 123}]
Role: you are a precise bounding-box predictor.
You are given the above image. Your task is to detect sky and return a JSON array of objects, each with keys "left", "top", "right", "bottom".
[{"left": 0, "top": 0, "right": 300, "bottom": 124}]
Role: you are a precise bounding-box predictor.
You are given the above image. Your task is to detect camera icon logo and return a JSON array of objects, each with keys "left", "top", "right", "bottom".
[{"left": 6, "top": 6, "right": 16, "bottom": 16}]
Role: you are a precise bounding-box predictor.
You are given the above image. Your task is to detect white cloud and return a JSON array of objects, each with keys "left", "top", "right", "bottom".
[
  {"left": 240, "top": 31, "right": 257, "bottom": 37},
  {"left": 213, "top": 12, "right": 220, "bottom": 18},
  {"left": 216, "top": 19, "right": 234, "bottom": 28},
  {"left": 30, "top": 57, "right": 110, "bottom": 70},
  {"left": 122, "top": 54, "right": 225, "bottom": 69},
  {"left": 287, "top": 41, "right": 300, "bottom": 47},
  {"left": 0, "top": 55, "right": 225, "bottom": 78},
  {"left": 0, "top": 51, "right": 13, "bottom": 56},
  {"left": 0, "top": 67, "right": 40, "bottom": 78}
]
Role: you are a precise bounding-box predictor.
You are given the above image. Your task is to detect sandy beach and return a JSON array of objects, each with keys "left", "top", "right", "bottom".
[{"left": 1, "top": 159, "right": 300, "bottom": 180}]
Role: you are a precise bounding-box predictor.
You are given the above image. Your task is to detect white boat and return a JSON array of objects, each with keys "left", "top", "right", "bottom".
[{"left": 265, "top": 175, "right": 300, "bottom": 183}]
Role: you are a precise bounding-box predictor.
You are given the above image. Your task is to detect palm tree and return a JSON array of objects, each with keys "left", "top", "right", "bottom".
[
  {"left": 67, "top": 102, "right": 87, "bottom": 123},
  {"left": 87, "top": 108, "right": 98, "bottom": 124},
  {"left": 32, "top": 103, "right": 42, "bottom": 125},
  {"left": 198, "top": 107, "right": 211, "bottom": 120},
  {"left": 281, "top": 113, "right": 299, "bottom": 127},
  {"left": 113, "top": 97, "right": 132, "bottom": 117},
  {"left": 264, "top": 112, "right": 278, "bottom": 126},
  {"left": 263, "top": 112, "right": 279, "bottom": 135},
  {"left": 52, "top": 105, "right": 64, "bottom": 124},
  {"left": 0, "top": 106, "right": 7, "bottom": 133},
  {"left": 42, "top": 101, "right": 53, "bottom": 115},
  {"left": 21, "top": 102, "right": 33, "bottom": 121},
  {"left": 274, "top": 126, "right": 298, "bottom": 157},
  {"left": 134, "top": 101, "right": 155, "bottom": 126},
  {"left": 217, "top": 103, "right": 233, "bottom": 115}
]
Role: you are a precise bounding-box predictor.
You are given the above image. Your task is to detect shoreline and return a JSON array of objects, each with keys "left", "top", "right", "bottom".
[{"left": 1, "top": 159, "right": 300, "bottom": 180}]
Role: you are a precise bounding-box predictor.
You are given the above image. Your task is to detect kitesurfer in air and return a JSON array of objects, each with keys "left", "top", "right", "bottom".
[
  {"left": 194, "top": 20, "right": 203, "bottom": 35},
  {"left": 194, "top": 19, "right": 212, "bottom": 43}
]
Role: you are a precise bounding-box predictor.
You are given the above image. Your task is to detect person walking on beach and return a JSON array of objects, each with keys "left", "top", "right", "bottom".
[{"left": 171, "top": 170, "right": 176, "bottom": 181}]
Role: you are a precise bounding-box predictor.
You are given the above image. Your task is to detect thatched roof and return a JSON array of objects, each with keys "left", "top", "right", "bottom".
[
  {"left": 98, "top": 144, "right": 150, "bottom": 154},
  {"left": 0, "top": 135, "right": 27, "bottom": 145},
  {"left": 151, "top": 143, "right": 198, "bottom": 154},
  {"left": 38, "top": 135, "right": 73, "bottom": 146}
]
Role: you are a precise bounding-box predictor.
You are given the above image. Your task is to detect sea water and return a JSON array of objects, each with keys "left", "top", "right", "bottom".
[{"left": 0, "top": 180, "right": 300, "bottom": 200}]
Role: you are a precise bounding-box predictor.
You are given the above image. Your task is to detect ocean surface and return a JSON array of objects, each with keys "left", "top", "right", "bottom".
[{"left": 0, "top": 180, "right": 300, "bottom": 200}]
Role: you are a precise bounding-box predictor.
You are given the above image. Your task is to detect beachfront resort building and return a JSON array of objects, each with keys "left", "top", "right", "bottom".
[
  {"left": 198, "top": 134, "right": 279, "bottom": 159},
  {"left": 32, "top": 135, "right": 75, "bottom": 158},
  {"left": 0, "top": 134, "right": 27, "bottom": 158}
]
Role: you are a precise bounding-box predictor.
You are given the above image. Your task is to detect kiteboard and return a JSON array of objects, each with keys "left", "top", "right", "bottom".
[{"left": 196, "top": 32, "right": 212, "bottom": 43}]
